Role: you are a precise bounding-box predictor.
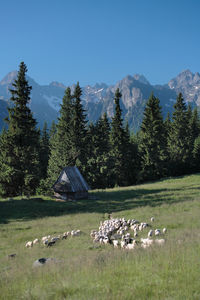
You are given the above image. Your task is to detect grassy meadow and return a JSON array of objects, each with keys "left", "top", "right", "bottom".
[{"left": 0, "top": 174, "right": 200, "bottom": 299}]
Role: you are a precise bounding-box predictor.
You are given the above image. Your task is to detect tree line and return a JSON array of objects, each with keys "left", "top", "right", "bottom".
[{"left": 0, "top": 62, "right": 200, "bottom": 197}]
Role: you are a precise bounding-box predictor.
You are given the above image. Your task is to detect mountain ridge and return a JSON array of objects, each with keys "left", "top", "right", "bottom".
[{"left": 0, "top": 69, "right": 199, "bottom": 131}]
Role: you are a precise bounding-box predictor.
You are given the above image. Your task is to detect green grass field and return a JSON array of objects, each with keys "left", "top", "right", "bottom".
[{"left": 1, "top": 174, "right": 200, "bottom": 299}]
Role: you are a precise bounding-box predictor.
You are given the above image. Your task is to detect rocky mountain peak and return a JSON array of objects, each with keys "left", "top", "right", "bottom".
[
  {"left": 49, "top": 81, "right": 66, "bottom": 89},
  {"left": 0, "top": 71, "right": 17, "bottom": 85},
  {"left": 133, "top": 74, "right": 150, "bottom": 85}
]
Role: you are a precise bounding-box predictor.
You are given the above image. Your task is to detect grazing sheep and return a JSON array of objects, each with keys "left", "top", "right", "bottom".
[
  {"left": 148, "top": 230, "right": 153, "bottom": 238},
  {"left": 42, "top": 236, "right": 48, "bottom": 242},
  {"left": 112, "top": 240, "right": 119, "bottom": 248},
  {"left": 51, "top": 237, "right": 60, "bottom": 242},
  {"left": 43, "top": 239, "right": 49, "bottom": 245},
  {"left": 151, "top": 217, "right": 155, "bottom": 222},
  {"left": 141, "top": 238, "right": 154, "bottom": 247},
  {"left": 141, "top": 243, "right": 150, "bottom": 249},
  {"left": 155, "top": 239, "right": 165, "bottom": 245},
  {"left": 139, "top": 224, "right": 143, "bottom": 231},
  {"left": 71, "top": 230, "right": 79, "bottom": 236},
  {"left": 47, "top": 241, "right": 56, "bottom": 247},
  {"left": 126, "top": 242, "right": 136, "bottom": 250},
  {"left": 62, "top": 233, "right": 67, "bottom": 240},
  {"left": 155, "top": 229, "right": 161, "bottom": 236},
  {"left": 103, "top": 237, "right": 110, "bottom": 244},
  {"left": 25, "top": 241, "right": 33, "bottom": 248},
  {"left": 120, "top": 240, "right": 126, "bottom": 249},
  {"left": 33, "top": 238, "right": 39, "bottom": 245},
  {"left": 163, "top": 228, "right": 167, "bottom": 234},
  {"left": 142, "top": 222, "right": 148, "bottom": 229}
]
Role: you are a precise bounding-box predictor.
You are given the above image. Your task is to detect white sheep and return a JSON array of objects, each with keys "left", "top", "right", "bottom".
[
  {"left": 155, "top": 239, "right": 165, "bottom": 245},
  {"left": 163, "top": 228, "right": 167, "bottom": 234},
  {"left": 148, "top": 230, "right": 153, "bottom": 237},
  {"left": 42, "top": 236, "right": 48, "bottom": 242},
  {"left": 151, "top": 217, "right": 155, "bottom": 222},
  {"left": 103, "top": 237, "right": 110, "bottom": 244},
  {"left": 141, "top": 238, "right": 154, "bottom": 246},
  {"left": 141, "top": 243, "right": 150, "bottom": 249},
  {"left": 43, "top": 239, "right": 49, "bottom": 245},
  {"left": 120, "top": 240, "right": 126, "bottom": 249},
  {"left": 155, "top": 229, "right": 161, "bottom": 236},
  {"left": 25, "top": 241, "right": 33, "bottom": 248},
  {"left": 71, "top": 230, "right": 79, "bottom": 236},
  {"left": 139, "top": 224, "right": 143, "bottom": 231},
  {"left": 33, "top": 238, "right": 39, "bottom": 245},
  {"left": 112, "top": 240, "right": 119, "bottom": 248},
  {"left": 126, "top": 240, "right": 136, "bottom": 250}
]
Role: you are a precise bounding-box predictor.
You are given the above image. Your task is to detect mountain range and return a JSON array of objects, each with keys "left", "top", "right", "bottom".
[{"left": 0, "top": 69, "right": 200, "bottom": 132}]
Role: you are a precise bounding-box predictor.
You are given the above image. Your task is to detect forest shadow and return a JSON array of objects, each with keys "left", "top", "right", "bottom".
[{"left": 0, "top": 184, "right": 198, "bottom": 224}]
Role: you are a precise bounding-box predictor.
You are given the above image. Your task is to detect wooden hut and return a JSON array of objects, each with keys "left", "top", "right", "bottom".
[{"left": 52, "top": 166, "right": 90, "bottom": 200}]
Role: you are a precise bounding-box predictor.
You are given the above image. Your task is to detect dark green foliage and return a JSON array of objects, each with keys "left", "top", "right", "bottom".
[
  {"left": 1, "top": 67, "right": 200, "bottom": 196},
  {"left": 192, "top": 136, "right": 200, "bottom": 171},
  {"left": 47, "top": 83, "right": 88, "bottom": 188},
  {"left": 110, "top": 89, "right": 133, "bottom": 186},
  {"left": 0, "top": 62, "right": 40, "bottom": 196},
  {"left": 49, "top": 120, "right": 57, "bottom": 139},
  {"left": 168, "top": 93, "right": 190, "bottom": 175},
  {"left": 164, "top": 112, "right": 171, "bottom": 139},
  {"left": 139, "top": 93, "right": 167, "bottom": 181},
  {"left": 86, "top": 113, "right": 113, "bottom": 188},
  {"left": 47, "top": 87, "right": 74, "bottom": 185},
  {"left": 70, "top": 82, "right": 88, "bottom": 171},
  {"left": 39, "top": 122, "right": 50, "bottom": 179}
]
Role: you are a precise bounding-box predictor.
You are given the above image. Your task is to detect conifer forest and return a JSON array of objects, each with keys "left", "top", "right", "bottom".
[{"left": 1, "top": 62, "right": 200, "bottom": 197}]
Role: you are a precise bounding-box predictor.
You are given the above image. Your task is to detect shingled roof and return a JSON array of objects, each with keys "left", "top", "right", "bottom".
[{"left": 52, "top": 166, "right": 90, "bottom": 193}]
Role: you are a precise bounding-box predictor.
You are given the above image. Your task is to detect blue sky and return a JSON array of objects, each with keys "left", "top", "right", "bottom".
[{"left": 0, "top": 0, "right": 200, "bottom": 86}]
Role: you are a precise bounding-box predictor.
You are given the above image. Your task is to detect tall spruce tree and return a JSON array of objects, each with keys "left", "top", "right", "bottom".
[
  {"left": 39, "top": 122, "right": 50, "bottom": 179},
  {"left": 47, "top": 87, "right": 74, "bottom": 185},
  {"left": 87, "top": 113, "right": 112, "bottom": 188},
  {"left": 168, "top": 93, "right": 190, "bottom": 175},
  {"left": 70, "top": 82, "right": 88, "bottom": 174},
  {"left": 139, "top": 93, "right": 167, "bottom": 181},
  {"left": 188, "top": 107, "right": 200, "bottom": 171},
  {"left": 110, "top": 88, "right": 131, "bottom": 186},
  {"left": 0, "top": 62, "right": 40, "bottom": 196}
]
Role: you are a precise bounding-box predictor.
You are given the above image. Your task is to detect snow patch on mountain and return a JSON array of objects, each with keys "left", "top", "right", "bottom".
[{"left": 43, "top": 94, "right": 62, "bottom": 111}]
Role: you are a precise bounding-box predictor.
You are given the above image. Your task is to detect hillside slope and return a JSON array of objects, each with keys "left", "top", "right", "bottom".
[{"left": 0, "top": 174, "right": 200, "bottom": 299}]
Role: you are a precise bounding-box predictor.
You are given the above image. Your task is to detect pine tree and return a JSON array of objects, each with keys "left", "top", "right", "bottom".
[
  {"left": 110, "top": 88, "right": 131, "bottom": 186},
  {"left": 87, "top": 113, "right": 112, "bottom": 188},
  {"left": 39, "top": 122, "right": 50, "bottom": 179},
  {"left": 139, "top": 93, "right": 167, "bottom": 181},
  {"left": 164, "top": 112, "right": 171, "bottom": 139},
  {"left": 189, "top": 107, "right": 200, "bottom": 171},
  {"left": 193, "top": 136, "right": 200, "bottom": 172},
  {"left": 71, "top": 82, "right": 88, "bottom": 173},
  {"left": 168, "top": 93, "right": 190, "bottom": 175},
  {"left": 47, "top": 87, "right": 74, "bottom": 185},
  {"left": 0, "top": 62, "right": 40, "bottom": 196},
  {"left": 49, "top": 120, "right": 57, "bottom": 140}
]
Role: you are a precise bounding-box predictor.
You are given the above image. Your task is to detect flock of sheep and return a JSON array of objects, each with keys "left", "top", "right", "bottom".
[
  {"left": 25, "top": 230, "right": 81, "bottom": 248},
  {"left": 25, "top": 216, "right": 167, "bottom": 251},
  {"left": 90, "top": 216, "right": 167, "bottom": 250}
]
